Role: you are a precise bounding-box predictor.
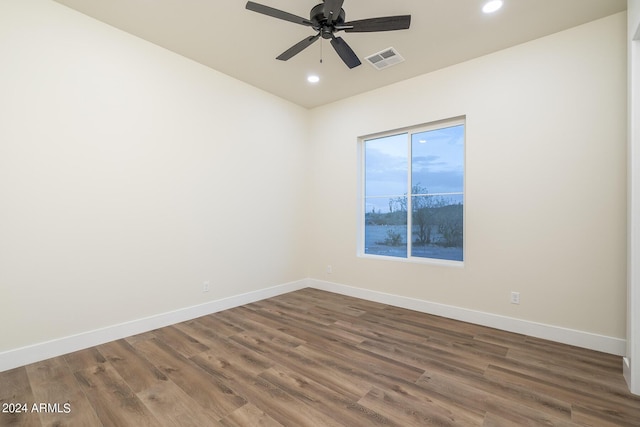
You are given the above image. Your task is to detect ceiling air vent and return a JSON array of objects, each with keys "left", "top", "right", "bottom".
[{"left": 365, "top": 47, "right": 404, "bottom": 70}]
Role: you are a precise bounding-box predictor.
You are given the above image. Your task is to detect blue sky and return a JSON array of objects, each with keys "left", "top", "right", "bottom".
[{"left": 365, "top": 124, "right": 464, "bottom": 213}]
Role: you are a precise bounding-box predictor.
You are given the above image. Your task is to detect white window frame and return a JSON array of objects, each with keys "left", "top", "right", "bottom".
[{"left": 357, "top": 116, "right": 466, "bottom": 267}]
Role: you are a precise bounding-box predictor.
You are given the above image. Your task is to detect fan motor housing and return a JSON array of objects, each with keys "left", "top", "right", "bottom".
[{"left": 310, "top": 3, "right": 345, "bottom": 37}]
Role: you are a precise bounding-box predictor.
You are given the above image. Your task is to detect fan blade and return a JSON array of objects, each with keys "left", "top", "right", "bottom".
[
  {"left": 246, "top": 1, "right": 313, "bottom": 26},
  {"left": 343, "top": 15, "right": 411, "bottom": 32},
  {"left": 276, "top": 33, "right": 321, "bottom": 61},
  {"left": 323, "top": 0, "right": 344, "bottom": 23},
  {"left": 330, "top": 36, "right": 361, "bottom": 69}
]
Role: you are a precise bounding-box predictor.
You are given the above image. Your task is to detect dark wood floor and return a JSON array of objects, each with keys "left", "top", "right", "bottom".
[{"left": 1, "top": 288, "right": 639, "bottom": 426}]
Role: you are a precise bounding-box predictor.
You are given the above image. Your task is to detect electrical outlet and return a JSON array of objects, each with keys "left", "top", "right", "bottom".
[
  {"left": 326, "top": 265, "right": 332, "bottom": 274},
  {"left": 510, "top": 291, "right": 520, "bottom": 305},
  {"left": 203, "top": 281, "right": 210, "bottom": 293}
]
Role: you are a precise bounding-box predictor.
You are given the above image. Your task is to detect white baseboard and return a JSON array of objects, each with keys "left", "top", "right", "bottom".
[
  {"left": 0, "top": 279, "right": 309, "bottom": 373},
  {"left": 1, "top": 277, "right": 626, "bottom": 373},
  {"left": 624, "top": 356, "right": 631, "bottom": 385},
  {"left": 308, "top": 279, "right": 627, "bottom": 356}
]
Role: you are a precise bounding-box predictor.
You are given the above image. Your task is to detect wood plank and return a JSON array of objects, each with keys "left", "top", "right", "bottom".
[
  {"left": 259, "top": 364, "right": 399, "bottom": 427},
  {"left": 481, "top": 411, "right": 576, "bottom": 427},
  {"left": 486, "top": 361, "right": 640, "bottom": 413},
  {"left": 0, "top": 367, "right": 41, "bottom": 427},
  {"left": 231, "top": 305, "right": 426, "bottom": 383},
  {"left": 231, "top": 321, "right": 429, "bottom": 394},
  {"left": 123, "top": 330, "right": 157, "bottom": 346},
  {"left": 63, "top": 348, "right": 106, "bottom": 373},
  {"left": 184, "top": 316, "right": 243, "bottom": 339},
  {"left": 484, "top": 364, "right": 640, "bottom": 423},
  {"left": 132, "top": 337, "right": 246, "bottom": 419},
  {"left": 357, "top": 336, "right": 490, "bottom": 375},
  {"left": 571, "top": 404, "right": 640, "bottom": 427},
  {"left": 151, "top": 325, "right": 210, "bottom": 359},
  {"left": 219, "top": 403, "right": 283, "bottom": 427},
  {"left": 97, "top": 339, "right": 168, "bottom": 393},
  {"left": 293, "top": 344, "right": 399, "bottom": 399},
  {"left": 73, "top": 363, "right": 159, "bottom": 427},
  {"left": 247, "top": 305, "right": 368, "bottom": 346},
  {"left": 357, "top": 385, "right": 483, "bottom": 427},
  {"left": 218, "top": 308, "right": 307, "bottom": 349},
  {"left": 25, "top": 357, "right": 102, "bottom": 427},
  {"left": 191, "top": 352, "right": 345, "bottom": 427},
  {"left": 136, "top": 380, "right": 223, "bottom": 426},
  {"left": 224, "top": 330, "right": 369, "bottom": 401},
  {"left": 416, "top": 369, "right": 573, "bottom": 423},
  {"left": 185, "top": 332, "right": 274, "bottom": 379}
]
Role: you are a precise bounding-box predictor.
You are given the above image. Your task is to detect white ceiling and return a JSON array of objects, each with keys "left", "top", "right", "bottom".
[{"left": 53, "top": 0, "right": 626, "bottom": 109}]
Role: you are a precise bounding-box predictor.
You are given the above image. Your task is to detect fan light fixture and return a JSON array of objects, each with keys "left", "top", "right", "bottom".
[
  {"left": 482, "top": 0, "right": 503, "bottom": 14},
  {"left": 307, "top": 75, "right": 320, "bottom": 83}
]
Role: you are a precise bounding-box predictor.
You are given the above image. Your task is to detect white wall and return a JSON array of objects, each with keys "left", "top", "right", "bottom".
[
  {"left": 627, "top": 0, "right": 640, "bottom": 395},
  {"left": 308, "top": 13, "right": 628, "bottom": 344},
  {"left": 0, "top": 0, "right": 309, "bottom": 354}
]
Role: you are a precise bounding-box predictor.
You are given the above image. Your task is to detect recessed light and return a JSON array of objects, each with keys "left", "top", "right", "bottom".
[
  {"left": 307, "top": 75, "right": 320, "bottom": 83},
  {"left": 482, "top": 0, "right": 503, "bottom": 14}
]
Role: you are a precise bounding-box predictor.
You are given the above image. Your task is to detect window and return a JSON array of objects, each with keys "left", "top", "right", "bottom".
[{"left": 360, "top": 117, "right": 465, "bottom": 263}]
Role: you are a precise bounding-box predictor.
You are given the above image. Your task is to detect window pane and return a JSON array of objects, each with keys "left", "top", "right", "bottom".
[
  {"left": 411, "top": 194, "right": 463, "bottom": 261},
  {"left": 411, "top": 125, "right": 464, "bottom": 194},
  {"left": 365, "top": 133, "right": 408, "bottom": 198},
  {"left": 410, "top": 123, "right": 464, "bottom": 262},
  {"left": 360, "top": 119, "right": 464, "bottom": 264},
  {"left": 364, "top": 196, "right": 407, "bottom": 258}
]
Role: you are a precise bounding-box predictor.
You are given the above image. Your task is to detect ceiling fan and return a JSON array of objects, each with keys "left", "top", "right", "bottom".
[{"left": 245, "top": 0, "right": 411, "bottom": 69}]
